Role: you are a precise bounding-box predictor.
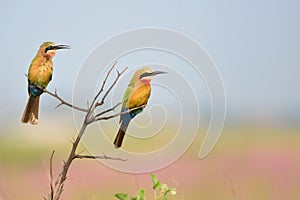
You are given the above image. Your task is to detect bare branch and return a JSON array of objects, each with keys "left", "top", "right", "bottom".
[
  {"left": 92, "top": 104, "right": 146, "bottom": 122},
  {"left": 24, "top": 73, "right": 87, "bottom": 113},
  {"left": 74, "top": 154, "right": 127, "bottom": 161},
  {"left": 43, "top": 89, "right": 88, "bottom": 112},
  {"left": 43, "top": 62, "right": 128, "bottom": 200},
  {"left": 50, "top": 151, "right": 55, "bottom": 200},
  {"left": 93, "top": 102, "right": 121, "bottom": 119},
  {"left": 54, "top": 172, "right": 62, "bottom": 187},
  {"left": 96, "top": 66, "right": 128, "bottom": 107},
  {"left": 54, "top": 102, "right": 63, "bottom": 109},
  {"left": 90, "top": 61, "right": 117, "bottom": 108}
]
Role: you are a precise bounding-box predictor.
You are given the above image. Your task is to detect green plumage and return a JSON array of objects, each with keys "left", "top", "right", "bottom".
[
  {"left": 21, "top": 41, "right": 69, "bottom": 125},
  {"left": 114, "top": 67, "right": 166, "bottom": 148}
]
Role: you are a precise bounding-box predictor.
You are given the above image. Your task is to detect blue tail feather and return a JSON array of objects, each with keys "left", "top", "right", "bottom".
[{"left": 28, "top": 82, "right": 43, "bottom": 97}]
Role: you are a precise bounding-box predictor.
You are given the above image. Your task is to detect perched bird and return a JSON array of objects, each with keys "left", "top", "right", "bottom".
[
  {"left": 21, "top": 41, "right": 70, "bottom": 125},
  {"left": 114, "top": 67, "right": 166, "bottom": 148}
]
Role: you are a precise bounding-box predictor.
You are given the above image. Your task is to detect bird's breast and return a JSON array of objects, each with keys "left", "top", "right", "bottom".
[
  {"left": 28, "top": 59, "right": 53, "bottom": 88},
  {"left": 127, "top": 84, "right": 151, "bottom": 108}
]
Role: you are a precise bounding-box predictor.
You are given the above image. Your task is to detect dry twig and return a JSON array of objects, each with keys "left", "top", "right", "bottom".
[
  {"left": 43, "top": 89, "right": 88, "bottom": 112},
  {"left": 74, "top": 154, "right": 127, "bottom": 161},
  {"left": 92, "top": 104, "right": 146, "bottom": 122},
  {"left": 49, "top": 150, "right": 55, "bottom": 200},
  {"left": 43, "top": 62, "right": 129, "bottom": 200}
]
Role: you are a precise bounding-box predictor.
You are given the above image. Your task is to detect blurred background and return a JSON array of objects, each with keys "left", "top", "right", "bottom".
[{"left": 0, "top": 0, "right": 299, "bottom": 199}]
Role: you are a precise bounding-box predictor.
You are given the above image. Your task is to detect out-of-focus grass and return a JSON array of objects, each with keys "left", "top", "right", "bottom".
[
  {"left": 0, "top": 126, "right": 71, "bottom": 166},
  {"left": 1, "top": 124, "right": 300, "bottom": 200},
  {"left": 0, "top": 136, "right": 48, "bottom": 164}
]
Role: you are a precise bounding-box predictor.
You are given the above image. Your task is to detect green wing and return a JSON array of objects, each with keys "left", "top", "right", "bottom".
[{"left": 119, "top": 83, "right": 133, "bottom": 123}]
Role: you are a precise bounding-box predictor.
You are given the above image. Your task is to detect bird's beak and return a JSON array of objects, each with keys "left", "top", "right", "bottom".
[
  {"left": 53, "top": 45, "right": 71, "bottom": 50},
  {"left": 151, "top": 71, "right": 167, "bottom": 76}
]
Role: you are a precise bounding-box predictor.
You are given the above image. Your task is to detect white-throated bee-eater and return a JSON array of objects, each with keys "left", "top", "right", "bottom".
[
  {"left": 21, "top": 41, "right": 70, "bottom": 125},
  {"left": 114, "top": 67, "right": 166, "bottom": 148}
]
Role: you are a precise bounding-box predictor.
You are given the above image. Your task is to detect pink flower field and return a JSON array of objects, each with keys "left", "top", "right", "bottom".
[{"left": 1, "top": 126, "right": 300, "bottom": 200}]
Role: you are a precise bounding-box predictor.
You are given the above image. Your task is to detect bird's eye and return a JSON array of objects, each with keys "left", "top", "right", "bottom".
[{"left": 45, "top": 46, "right": 54, "bottom": 53}]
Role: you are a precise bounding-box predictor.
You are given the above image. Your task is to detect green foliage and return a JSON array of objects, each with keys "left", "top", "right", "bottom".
[
  {"left": 115, "top": 193, "right": 128, "bottom": 200},
  {"left": 115, "top": 189, "right": 144, "bottom": 200},
  {"left": 151, "top": 173, "right": 161, "bottom": 189},
  {"left": 151, "top": 173, "right": 177, "bottom": 200},
  {"left": 115, "top": 174, "right": 176, "bottom": 200}
]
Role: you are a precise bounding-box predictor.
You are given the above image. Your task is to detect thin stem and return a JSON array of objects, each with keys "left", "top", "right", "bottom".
[
  {"left": 43, "top": 62, "right": 128, "bottom": 200},
  {"left": 53, "top": 118, "right": 88, "bottom": 200},
  {"left": 44, "top": 89, "right": 88, "bottom": 112},
  {"left": 93, "top": 102, "right": 121, "bottom": 119},
  {"left": 96, "top": 67, "right": 128, "bottom": 107},
  {"left": 90, "top": 61, "right": 117, "bottom": 110},
  {"left": 92, "top": 104, "right": 146, "bottom": 122},
  {"left": 49, "top": 150, "right": 55, "bottom": 200},
  {"left": 74, "top": 154, "right": 127, "bottom": 161},
  {"left": 25, "top": 73, "right": 88, "bottom": 112}
]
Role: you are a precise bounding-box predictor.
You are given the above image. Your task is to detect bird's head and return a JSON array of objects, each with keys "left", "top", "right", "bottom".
[
  {"left": 134, "top": 67, "right": 167, "bottom": 84},
  {"left": 39, "top": 41, "right": 70, "bottom": 59}
]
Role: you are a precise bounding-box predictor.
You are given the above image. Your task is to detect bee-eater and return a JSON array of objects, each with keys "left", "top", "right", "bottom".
[
  {"left": 114, "top": 67, "right": 166, "bottom": 148},
  {"left": 21, "top": 41, "right": 70, "bottom": 125}
]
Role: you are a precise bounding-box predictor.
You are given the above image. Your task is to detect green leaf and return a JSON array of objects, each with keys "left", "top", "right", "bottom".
[
  {"left": 161, "top": 188, "right": 169, "bottom": 196},
  {"left": 151, "top": 173, "right": 161, "bottom": 189},
  {"left": 137, "top": 188, "right": 145, "bottom": 200},
  {"left": 161, "top": 183, "right": 168, "bottom": 190},
  {"left": 130, "top": 197, "right": 137, "bottom": 200},
  {"left": 115, "top": 193, "right": 128, "bottom": 200}
]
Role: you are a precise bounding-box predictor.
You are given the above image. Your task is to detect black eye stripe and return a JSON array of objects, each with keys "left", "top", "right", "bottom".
[
  {"left": 139, "top": 72, "right": 152, "bottom": 79},
  {"left": 45, "top": 46, "right": 54, "bottom": 53}
]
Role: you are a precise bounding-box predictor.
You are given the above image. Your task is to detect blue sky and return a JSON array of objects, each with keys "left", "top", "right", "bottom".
[{"left": 0, "top": 0, "right": 299, "bottom": 127}]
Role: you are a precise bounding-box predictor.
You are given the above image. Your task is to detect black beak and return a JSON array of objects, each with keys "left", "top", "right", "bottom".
[
  {"left": 151, "top": 71, "right": 167, "bottom": 76},
  {"left": 53, "top": 45, "right": 71, "bottom": 50}
]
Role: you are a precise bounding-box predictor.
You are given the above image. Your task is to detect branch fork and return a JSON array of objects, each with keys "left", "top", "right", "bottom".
[{"left": 42, "top": 62, "right": 129, "bottom": 200}]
